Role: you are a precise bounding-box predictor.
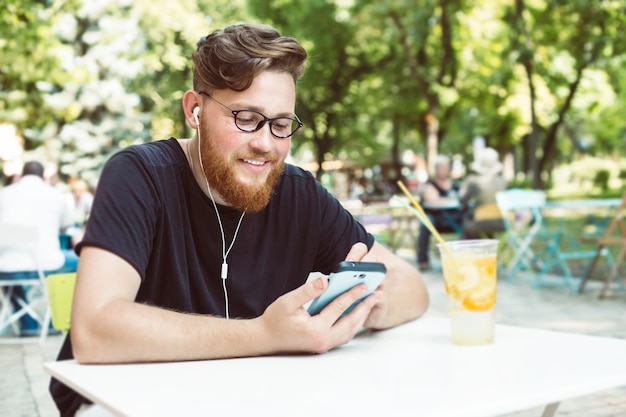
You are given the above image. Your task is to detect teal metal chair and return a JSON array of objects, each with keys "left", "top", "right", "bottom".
[{"left": 495, "top": 189, "right": 549, "bottom": 280}]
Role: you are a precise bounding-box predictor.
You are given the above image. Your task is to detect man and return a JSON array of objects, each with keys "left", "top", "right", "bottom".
[
  {"left": 51, "top": 23, "right": 429, "bottom": 416},
  {"left": 417, "top": 155, "right": 464, "bottom": 270},
  {"left": 0, "top": 161, "right": 77, "bottom": 335}
]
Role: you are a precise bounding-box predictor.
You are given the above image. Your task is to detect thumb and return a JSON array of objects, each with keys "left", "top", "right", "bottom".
[{"left": 289, "top": 276, "right": 327, "bottom": 309}]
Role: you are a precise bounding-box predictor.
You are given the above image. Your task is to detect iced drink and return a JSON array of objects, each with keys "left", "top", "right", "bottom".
[{"left": 437, "top": 240, "right": 499, "bottom": 346}]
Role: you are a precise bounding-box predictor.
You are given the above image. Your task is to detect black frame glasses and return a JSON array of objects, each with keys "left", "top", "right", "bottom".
[{"left": 197, "top": 91, "right": 303, "bottom": 139}]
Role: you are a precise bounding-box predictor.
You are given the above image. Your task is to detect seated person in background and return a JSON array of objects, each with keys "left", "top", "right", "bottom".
[
  {"left": 66, "top": 178, "right": 94, "bottom": 226},
  {"left": 459, "top": 147, "right": 507, "bottom": 239},
  {"left": 417, "top": 155, "right": 463, "bottom": 271},
  {"left": 64, "top": 178, "right": 95, "bottom": 247},
  {"left": 50, "top": 23, "right": 430, "bottom": 417},
  {"left": 0, "top": 161, "right": 78, "bottom": 336}
]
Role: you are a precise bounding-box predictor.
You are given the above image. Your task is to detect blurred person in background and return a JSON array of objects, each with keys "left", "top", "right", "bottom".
[
  {"left": 67, "top": 178, "right": 94, "bottom": 225},
  {"left": 417, "top": 155, "right": 464, "bottom": 271},
  {"left": 64, "top": 178, "right": 94, "bottom": 247},
  {"left": 459, "top": 147, "right": 507, "bottom": 239},
  {"left": 0, "top": 161, "right": 78, "bottom": 336}
]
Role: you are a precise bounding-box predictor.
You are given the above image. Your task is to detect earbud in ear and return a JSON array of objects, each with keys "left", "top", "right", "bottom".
[{"left": 193, "top": 107, "right": 200, "bottom": 124}]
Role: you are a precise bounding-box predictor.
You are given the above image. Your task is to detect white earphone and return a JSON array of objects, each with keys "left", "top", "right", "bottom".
[{"left": 193, "top": 106, "right": 200, "bottom": 124}]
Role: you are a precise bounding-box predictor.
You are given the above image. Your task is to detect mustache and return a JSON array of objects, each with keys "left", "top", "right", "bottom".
[{"left": 236, "top": 151, "right": 280, "bottom": 162}]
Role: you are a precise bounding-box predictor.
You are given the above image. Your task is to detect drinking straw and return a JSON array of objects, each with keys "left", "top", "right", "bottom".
[{"left": 396, "top": 180, "right": 451, "bottom": 254}]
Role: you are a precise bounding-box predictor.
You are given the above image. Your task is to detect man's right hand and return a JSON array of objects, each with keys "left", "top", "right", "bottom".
[{"left": 256, "top": 276, "right": 381, "bottom": 354}]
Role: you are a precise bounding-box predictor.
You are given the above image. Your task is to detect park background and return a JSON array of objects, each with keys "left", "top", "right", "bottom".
[
  {"left": 1, "top": 0, "right": 625, "bottom": 200},
  {"left": 2, "top": 3, "right": 626, "bottom": 416}
]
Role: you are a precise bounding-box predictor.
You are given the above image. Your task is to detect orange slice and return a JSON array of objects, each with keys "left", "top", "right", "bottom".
[
  {"left": 462, "top": 289, "right": 496, "bottom": 311},
  {"left": 443, "top": 256, "right": 497, "bottom": 311}
]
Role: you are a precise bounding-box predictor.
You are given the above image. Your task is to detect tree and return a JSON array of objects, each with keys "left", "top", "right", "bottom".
[
  {"left": 505, "top": 0, "right": 626, "bottom": 188},
  {"left": 0, "top": 0, "right": 79, "bottom": 148},
  {"left": 248, "top": 0, "right": 388, "bottom": 179},
  {"left": 352, "top": 0, "right": 520, "bottom": 178},
  {"left": 4, "top": 0, "right": 626, "bottom": 190},
  {"left": 2, "top": 0, "right": 250, "bottom": 184},
  {"left": 352, "top": 0, "right": 467, "bottom": 174}
]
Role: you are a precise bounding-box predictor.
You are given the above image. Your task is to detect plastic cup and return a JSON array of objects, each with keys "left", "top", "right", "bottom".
[{"left": 437, "top": 239, "right": 499, "bottom": 346}]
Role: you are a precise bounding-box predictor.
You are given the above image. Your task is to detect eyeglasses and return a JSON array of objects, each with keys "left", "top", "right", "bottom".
[{"left": 197, "top": 91, "right": 303, "bottom": 139}]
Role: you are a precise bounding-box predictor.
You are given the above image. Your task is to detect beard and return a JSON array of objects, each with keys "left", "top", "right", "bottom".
[{"left": 199, "top": 124, "right": 285, "bottom": 213}]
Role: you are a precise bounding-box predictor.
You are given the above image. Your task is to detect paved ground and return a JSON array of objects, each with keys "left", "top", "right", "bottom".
[{"left": 1, "top": 254, "right": 625, "bottom": 417}]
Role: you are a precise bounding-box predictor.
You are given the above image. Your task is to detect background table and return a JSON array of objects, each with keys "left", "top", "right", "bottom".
[
  {"left": 45, "top": 317, "right": 626, "bottom": 417},
  {"left": 422, "top": 200, "right": 464, "bottom": 235}
]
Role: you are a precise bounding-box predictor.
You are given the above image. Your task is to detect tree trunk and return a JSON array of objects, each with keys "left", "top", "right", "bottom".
[
  {"left": 314, "top": 134, "right": 331, "bottom": 181},
  {"left": 524, "top": 61, "right": 541, "bottom": 189},
  {"left": 513, "top": 0, "right": 541, "bottom": 188},
  {"left": 425, "top": 111, "right": 440, "bottom": 175},
  {"left": 391, "top": 114, "right": 403, "bottom": 186},
  {"left": 537, "top": 66, "right": 585, "bottom": 186}
]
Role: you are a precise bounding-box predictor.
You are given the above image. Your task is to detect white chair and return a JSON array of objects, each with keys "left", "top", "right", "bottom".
[
  {"left": 0, "top": 223, "right": 51, "bottom": 345},
  {"left": 496, "top": 189, "right": 549, "bottom": 280}
]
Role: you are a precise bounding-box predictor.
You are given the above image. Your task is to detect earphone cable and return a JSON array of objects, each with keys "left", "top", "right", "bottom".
[{"left": 195, "top": 117, "right": 246, "bottom": 319}]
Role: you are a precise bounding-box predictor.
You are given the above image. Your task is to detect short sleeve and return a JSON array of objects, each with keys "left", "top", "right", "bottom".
[{"left": 76, "top": 150, "right": 161, "bottom": 280}]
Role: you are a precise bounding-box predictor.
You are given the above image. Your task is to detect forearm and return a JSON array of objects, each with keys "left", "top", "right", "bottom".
[
  {"left": 71, "top": 300, "right": 271, "bottom": 364},
  {"left": 376, "top": 259, "right": 429, "bottom": 329},
  {"left": 359, "top": 242, "right": 429, "bottom": 330}
]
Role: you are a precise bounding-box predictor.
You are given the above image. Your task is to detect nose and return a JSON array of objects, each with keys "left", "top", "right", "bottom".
[{"left": 248, "top": 122, "right": 274, "bottom": 152}]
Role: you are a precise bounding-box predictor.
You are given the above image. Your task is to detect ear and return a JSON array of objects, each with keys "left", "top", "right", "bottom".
[{"left": 182, "top": 90, "right": 202, "bottom": 129}]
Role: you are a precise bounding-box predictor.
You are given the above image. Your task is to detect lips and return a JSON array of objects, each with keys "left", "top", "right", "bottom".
[{"left": 242, "top": 159, "right": 268, "bottom": 166}]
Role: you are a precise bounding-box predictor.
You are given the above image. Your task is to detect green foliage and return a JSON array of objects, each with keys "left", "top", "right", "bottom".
[
  {"left": 1, "top": 0, "right": 250, "bottom": 183},
  {"left": 506, "top": 177, "right": 534, "bottom": 190},
  {"left": 0, "top": 1, "right": 76, "bottom": 133},
  {"left": 593, "top": 170, "right": 610, "bottom": 191},
  {"left": 248, "top": 0, "right": 384, "bottom": 174},
  {"left": 1, "top": 0, "right": 625, "bottom": 188},
  {"left": 502, "top": 0, "right": 626, "bottom": 187}
]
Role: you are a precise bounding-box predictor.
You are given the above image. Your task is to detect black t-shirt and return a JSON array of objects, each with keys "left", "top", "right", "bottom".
[{"left": 50, "top": 138, "right": 373, "bottom": 416}]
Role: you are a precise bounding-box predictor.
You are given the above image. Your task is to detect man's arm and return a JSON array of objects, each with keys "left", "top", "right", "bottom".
[
  {"left": 346, "top": 242, "right": 429, "bottom": 330},
  {"left": 71, "top": 246, "right": 379, "bottom": 364}
]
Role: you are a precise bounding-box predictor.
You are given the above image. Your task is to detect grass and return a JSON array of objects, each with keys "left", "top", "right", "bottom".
[{"left": 548, "top": 187, "right": 625, "bottom": 200}]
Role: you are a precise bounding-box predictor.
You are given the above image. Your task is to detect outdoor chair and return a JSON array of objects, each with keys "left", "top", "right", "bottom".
[
  {"left": 538, "top": 201, "right": 616, "bottom": 292},
  {"left": 578, "top": 192, "right": 626, "bottom": 298},
  {"left": 387, "top": 197, "right": 421, "bottom": 253},
  {"left": 45, "top": 272, "right": 76, "bottom": 332},
  {"left": 0, "top": 223, "right": 51, "bottom": 345},
  {"left": 496, "top": 189, "right": 550, "bottom": 281}
]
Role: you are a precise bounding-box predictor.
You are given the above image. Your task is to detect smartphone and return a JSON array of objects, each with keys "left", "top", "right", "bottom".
[{"left": 307, "top": 261, "right": 387, "bottom": 316}]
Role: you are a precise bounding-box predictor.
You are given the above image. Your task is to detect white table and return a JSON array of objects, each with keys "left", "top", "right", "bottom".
[{"left": 44, "top": 317, "right": 626, "bottom": 417}]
